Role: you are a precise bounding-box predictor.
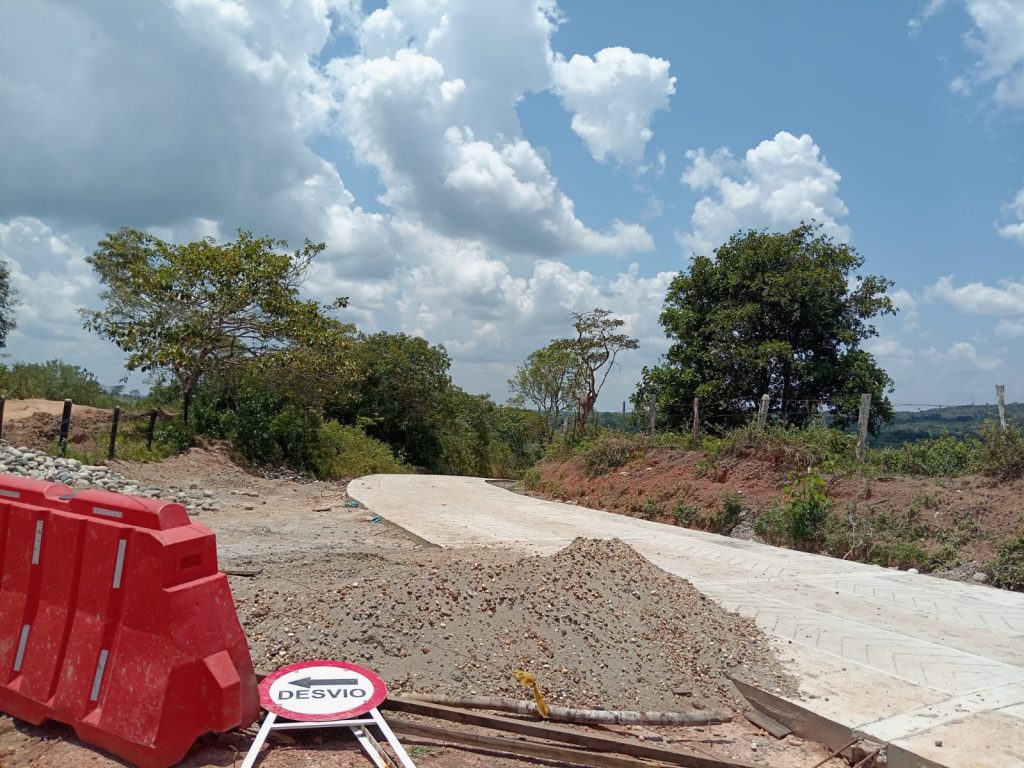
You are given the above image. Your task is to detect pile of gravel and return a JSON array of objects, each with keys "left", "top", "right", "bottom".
[
  {"left": 0, "top": 442, "right": 221, "bottom": 515},
  {"left": 236, "top": 537, "right": 795, "bottom": 713}
]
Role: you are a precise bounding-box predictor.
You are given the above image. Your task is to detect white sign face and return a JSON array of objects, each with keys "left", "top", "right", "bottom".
[{"left": 259, "top": 660, "right": 388, "bottom": 722}]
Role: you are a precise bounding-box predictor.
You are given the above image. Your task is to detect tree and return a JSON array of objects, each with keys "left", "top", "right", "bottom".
[
  {"left": 555, "top": 308, "right": 638, "bottom": 436},
  {"left": 81, "top": 228, "right": 349, "bottom": 421},
  {"left": 0, "top": 259, "right": 17, "bottom": 349},
  {"left": 637, "top": 223, "right": 896, "bottom": 431},
  {"left": 507, "top": 342, "right": 581, "bottom": 440}
]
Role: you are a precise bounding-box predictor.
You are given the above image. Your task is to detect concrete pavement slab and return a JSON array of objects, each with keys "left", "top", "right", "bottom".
[{"left": 348, "top": 474, "right": 1024, "bottom": 767}]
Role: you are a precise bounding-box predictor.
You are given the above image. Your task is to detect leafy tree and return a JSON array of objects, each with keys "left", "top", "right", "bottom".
[
  {"left": 0, "top": 259, "right": 16, "bottom": 349},
  {"left": 81, "top": 228, "right": 349, "bottom": 421},
  {"left": 637, "top": 223, "right": 895, "bottom": 431},
  {"left": 0, "top": 360, "right": 114, "bottom": 407},
  {"left": 555, "top": 308, "right": 638, "bottom": 436},
  {"left": 507, "top": 342, "right": 581, "bottom": 440}
]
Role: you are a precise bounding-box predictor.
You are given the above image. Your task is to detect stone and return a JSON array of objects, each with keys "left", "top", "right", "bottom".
[{"left": 972, "top": 572, "right": 989, "bottom": 583}]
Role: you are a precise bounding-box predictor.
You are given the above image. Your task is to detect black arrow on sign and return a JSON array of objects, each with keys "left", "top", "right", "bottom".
[{"left": 289, "top": 676, "right": 359, "bottom": 689}]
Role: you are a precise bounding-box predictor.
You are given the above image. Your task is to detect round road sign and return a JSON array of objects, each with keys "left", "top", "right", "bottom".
[{"left": 259, "top": 660, "right": 388, "bottom": 722}]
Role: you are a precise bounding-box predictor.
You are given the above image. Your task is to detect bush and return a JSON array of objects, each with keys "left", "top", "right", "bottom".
[
  {"left": 709, "top": 489, "right": 745, "bottom": 534},
  {"left": 315, "top": 421, "right": 409, "bottom": 478},
  {"left": 976, "top": 423, "right": 1024, "bottom": 481},
  {"left": 671, "top": 502, "right": 701, "bottom": 527},
  {"left": 575, "top": 433, "right": 644, "bottom": 477},
  {"left": 754, "top": 472, "right": 830, "bottom": 549},
  {"left": 232, "top": 384, "right": 282, "bottom": 463},
  {"left": 637, "top": 498, "right": 664, "bottom": 520},
  {"left": 270, "top": 406, "right": 322, "bottom": 471},
  {"left": 700, "top": 421, "right": 855, "bottom": 475},
  {"left": 989, "top": 535, "right": 1024, "bottom": 590},
  {"left": 154, "top": 416, "right": 196, "bottom": 455},
  {"left": 873, "top": 434, "right": 980, "bottom": 477}
]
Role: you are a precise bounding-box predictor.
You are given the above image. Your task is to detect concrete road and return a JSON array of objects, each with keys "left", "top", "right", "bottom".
[{"left": 348, "top": 474, "right": 1024, "bottom": 768}]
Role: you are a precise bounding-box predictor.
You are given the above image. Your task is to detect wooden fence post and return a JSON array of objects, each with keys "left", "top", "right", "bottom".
[
  {"left": 0, "top": 396, "right": 5, "bottom": 442},
  {"left": 856, "top": 393, "right": 871, "bottom": 460},
  {"left": 756, "top": 394, "right": 769, "bottom": 430},
  {"left": 108, "top": 406, "right": 121, "bottom": 460},
  {"left": 692, "top": 397, "right": 700, "bottom": 443},
  {"left": 58, "top": 399, "right": 73, "bottom": 457},
  {"left": 146, "top": 409, "right": 159, "bottom": 450},
  {"left": 996, "top": 384, "right": 1007, "bottom": 430}
]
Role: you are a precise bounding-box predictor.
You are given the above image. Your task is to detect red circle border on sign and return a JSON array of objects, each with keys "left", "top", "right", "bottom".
[{"left": 259, "top": 660, "right": 389, "bottom": 722}]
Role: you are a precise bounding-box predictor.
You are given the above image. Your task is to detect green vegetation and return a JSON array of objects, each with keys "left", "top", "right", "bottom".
[
  {"left": 671, "top": 502, "right": 700, "bottom": 527},
  {"left": 975, "top": 423, "right": 1024, "bottom": 480},
  {"left": 873, "top": 434, "right": 981, "bottom": 477},
  {"left": 81, "top": 228, "right": 351, "bottom": 422},
  {"left": 989, "top": 536, "right": 1024, "bottom": 591},
  {"left": 875, "top": 403, "right": 1024, "bottom": 447},
  {"left": 0, "top": 360, "right": 125, "bottom": 408},
  {"left": 634, "top": 222, "right": 896, "bottom": 433},
  {"left": 754, "top": 472, "right": 831, "bottom": 549},
  {"left": 710, "top": 489, "right": 745, "bottom": 534}
]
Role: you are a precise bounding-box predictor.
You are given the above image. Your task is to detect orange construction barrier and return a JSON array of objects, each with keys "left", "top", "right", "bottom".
[{"left": 0, "top": 474, "right": 258, "bottom": 767}]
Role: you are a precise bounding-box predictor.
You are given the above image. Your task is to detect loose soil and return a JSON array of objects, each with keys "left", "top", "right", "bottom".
[{"left": 528, "top": 447, "right": 1024, "bottom": 581}]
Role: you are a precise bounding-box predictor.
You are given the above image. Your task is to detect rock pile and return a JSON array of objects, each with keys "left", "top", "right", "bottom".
[{"left": 0, "top": 442, "right": 221, "bottom": 515}]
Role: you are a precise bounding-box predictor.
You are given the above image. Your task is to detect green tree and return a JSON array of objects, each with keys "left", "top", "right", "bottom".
[
  {"left": 555, "top": 308, "right": 638, "bottom": 436},
  {"left": 638, "top": 223, "right": 895, "bottom": 431},
  {"left": 507, "top": 342, "right": 581, "bottom": 440},
  {"left": 81, "top": 228, "right": 349, "bottom": 421},
  {"left": 0, "top": 259, "right": 17, "bottom": 349}
]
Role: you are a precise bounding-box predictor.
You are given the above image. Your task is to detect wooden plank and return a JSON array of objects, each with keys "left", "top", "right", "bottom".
[
  {"left": 728, "top": 677, "right": 851, "bottom": 753},
  {"left": 390, "top": 718, "right": 676, "bottom": 768},
  {"left": 743, "top": 710, "right": 790, "bottom": 740},
  {"left": 381, "top": 696, "right": 757, "bottom": 768}
]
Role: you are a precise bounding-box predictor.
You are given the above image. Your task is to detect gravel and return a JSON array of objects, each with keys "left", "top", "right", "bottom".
[
  {"left": 0, "top": 441, "right": 222, "bottom": 516},
  {"left": 236, "top": 537, "right": 797, "bottom": 714}
]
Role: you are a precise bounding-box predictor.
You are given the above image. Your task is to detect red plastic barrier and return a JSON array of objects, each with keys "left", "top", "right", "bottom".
[{"left": 0, "top": 474, "right": 258, "bottom": 767}]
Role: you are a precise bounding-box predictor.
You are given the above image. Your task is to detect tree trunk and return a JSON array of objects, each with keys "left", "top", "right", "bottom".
[{"left": 182, "top": 387, "right": 194, "bottom": 424}]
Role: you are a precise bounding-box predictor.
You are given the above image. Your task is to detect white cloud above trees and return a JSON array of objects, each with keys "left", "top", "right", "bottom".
[{"left": 677, "top": 132, "right": 850, "bottom": 257}]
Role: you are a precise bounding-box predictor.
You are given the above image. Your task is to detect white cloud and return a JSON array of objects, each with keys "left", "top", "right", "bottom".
[
  {"left": 925, "top": 275, "right": 1024, "bottom": 314},
  {"left": 890, "top": 288, "right": 920, "bottom": 326},
  {"left": 923, "top": 341, "right": 1002, "bottom": 372},
  {"left": 998, "top": 185, "right": 1024, "bottom": 245},
  {"left": 995, "top": 318, "right": 1024, "bottom": 337},
  {"left": 864, "top": 337, "right": 916, "bottom": 368},
  {"left": 923, "top": 0, "right": 1024, "bottom": 108},
  {"left": 677, "top": 132, "right": 850, "bottom": 256},
  {"left": 552, "top": 47, "right": 676, "bottom": 163}
]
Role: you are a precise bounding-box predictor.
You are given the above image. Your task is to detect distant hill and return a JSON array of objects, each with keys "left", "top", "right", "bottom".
[
  {"left": 594, "top": 402, "right": 1022, "bottom": 447},
  {"left": 875, "top": 402, "right": 1022, "bottom": 447}
]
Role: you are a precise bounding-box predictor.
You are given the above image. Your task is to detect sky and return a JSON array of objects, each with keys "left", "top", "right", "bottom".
[{"left": 0, "top": 0, "right": 1022, "bottom": 410}]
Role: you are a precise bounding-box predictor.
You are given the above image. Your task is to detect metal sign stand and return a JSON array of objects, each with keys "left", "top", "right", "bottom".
[{"left": 241, "top": 706, "right": 417, "bottom": 768}]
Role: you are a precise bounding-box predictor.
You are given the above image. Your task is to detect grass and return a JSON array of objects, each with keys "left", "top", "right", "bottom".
[{"left": 988, "top": 535, "right": 1024, "bottom": 590}]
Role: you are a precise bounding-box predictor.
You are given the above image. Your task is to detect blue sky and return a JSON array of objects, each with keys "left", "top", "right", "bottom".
[{"left": 0, "top": 0, "right": 1022, "bottom": 409}]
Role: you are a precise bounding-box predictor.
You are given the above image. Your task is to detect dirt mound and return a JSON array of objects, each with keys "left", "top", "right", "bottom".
[
  {"left": 239, "top": 537, "right": 794, "bottom": 714},
  {"left": 1, "top": 409, "right": 114, "bottom": 452}
]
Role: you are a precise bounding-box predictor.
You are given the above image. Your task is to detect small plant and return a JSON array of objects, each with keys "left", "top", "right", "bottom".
[
  {"left": 638, "top": 498, "right": 665, "bottom": 520},
  {"left": 989, "top": 535, "right": 1024, "bottom": 590},
  {"left": 671, "top": 502, "right": 701, "bottom": 527},
  {"left": 755, "top": 472, "right": 830, "bottom": 549},
  {"left": 521, "top": 467, "right": 542, "bottom": 490},
  {"left": 909, "top": 491, "right": 940, "bottom": 513},
  {"left": 708, "top": 489, "right": 744, "bottom": 534},
  {"left": 782, "top": 472, "right": 830, "bottom": 546},
  {"left": 575, "top": 433, "right": 643, "bottom": 477},
  {"left": 976, "top": 423, "right": 1024, "bottom": 481}
]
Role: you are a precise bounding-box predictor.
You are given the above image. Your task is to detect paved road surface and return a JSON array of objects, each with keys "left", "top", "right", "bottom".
[{"left": 348, "top": 474, "right": 1024, "bottom": 768}]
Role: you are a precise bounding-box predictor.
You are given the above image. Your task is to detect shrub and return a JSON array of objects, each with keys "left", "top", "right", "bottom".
[
  {"left": 754, "top": 472, "right": 830, "bottom": 549},
  {"left": 232, "top": 384, "right": 282, "bottom": 463},
  {"left": 638, "top": 498, "right": 664, "bottom": 520},
  {"left": 976, "top": 423, "right": 1024, "bottom": 481},
  {"left": 575, "top": 433, "right": 643, "bottom": 477},
  {"left": 873, "top": 435, "right": 980, "bottom": 477},
  {"left": 270, "top": 406, "right": 322, "bottom": 471},
  {"left": 699, "top": 421, "right": 855, "bottom": 474},
  {"left": 315, "top": 421, "right": 409, "bottom": 478},
  {"left": 154, "top": 416, "right": 196, "bottom": 455},
  {"left": 989, "top": 535, "right": 1024, "bottom": 590},
  {"left": 671, "top": 502, "right": 701, "bottom": 527},
  {"left": 708, "top": 489, "right": 744, "bottom": 534}
]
